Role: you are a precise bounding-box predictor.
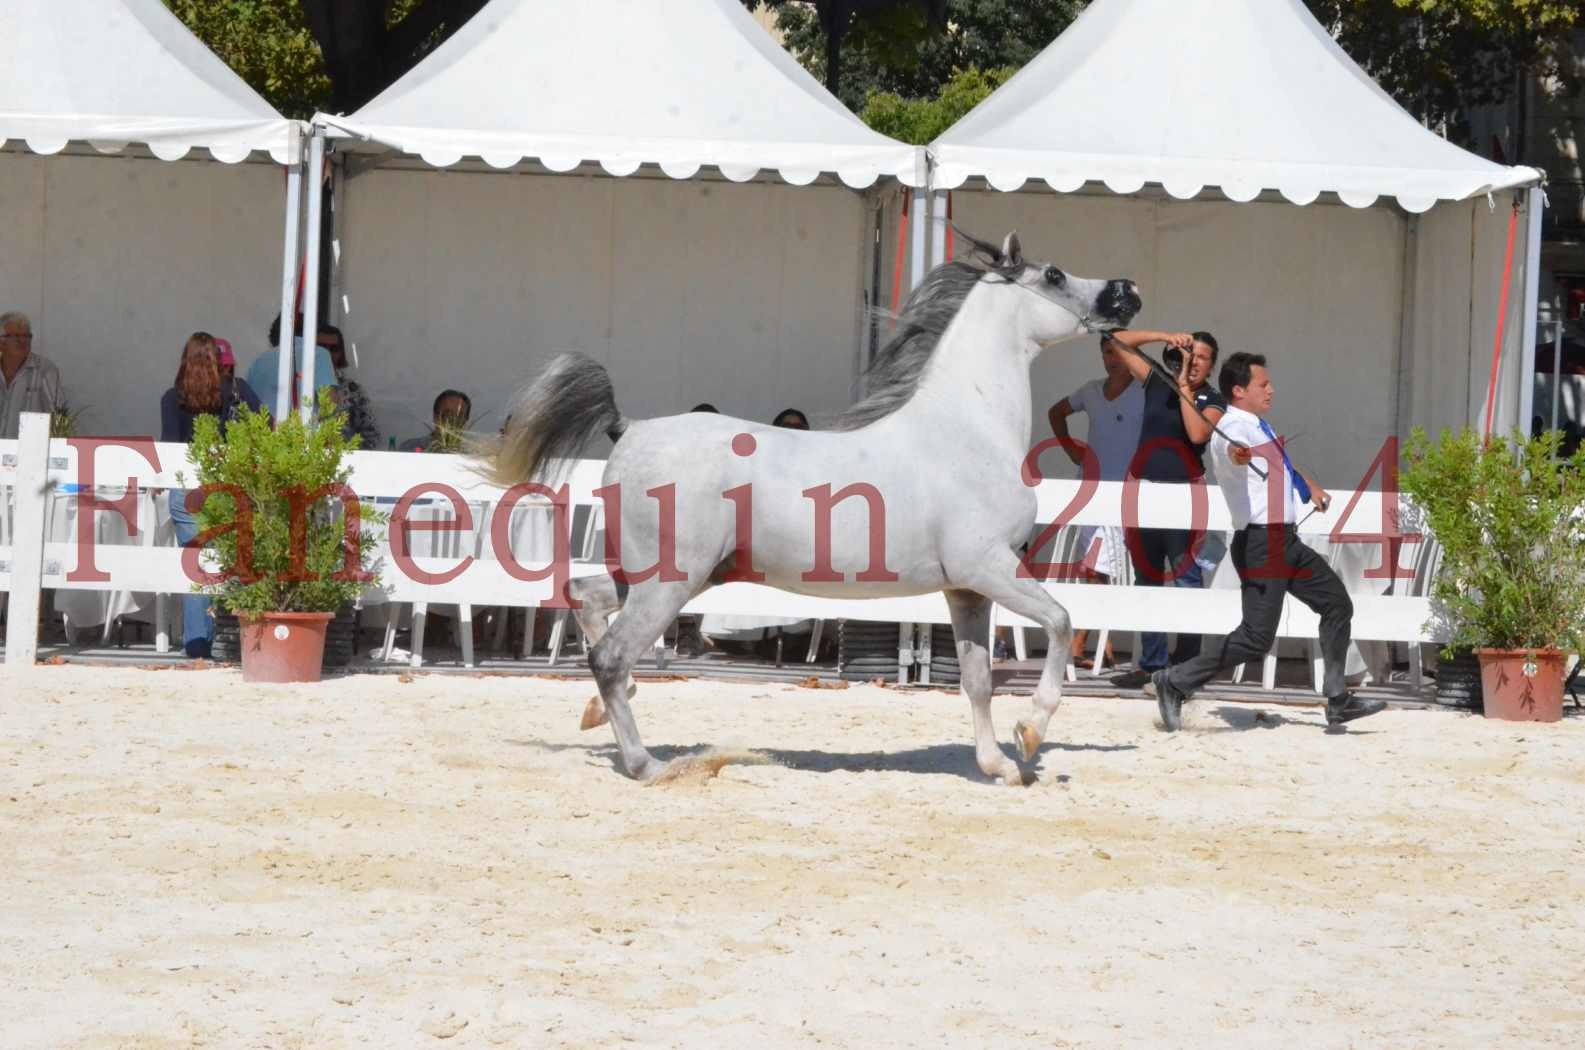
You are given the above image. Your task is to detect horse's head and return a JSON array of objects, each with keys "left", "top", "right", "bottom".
[{"left": 991, "top": 231, "right": 1141, "bottom": 348}]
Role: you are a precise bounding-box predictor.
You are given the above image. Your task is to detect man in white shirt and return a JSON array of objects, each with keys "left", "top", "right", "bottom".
[{"left": 1150, "top": 352, "right": 1385, "bottom": 731}]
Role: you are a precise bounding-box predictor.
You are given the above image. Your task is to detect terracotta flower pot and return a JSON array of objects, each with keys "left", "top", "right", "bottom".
[
  {"left": 1475, "top": 648, "right": 1566, "bottom": 723},
  {"left": 239, "top": 612, "right": 335, "bottom": 684}
]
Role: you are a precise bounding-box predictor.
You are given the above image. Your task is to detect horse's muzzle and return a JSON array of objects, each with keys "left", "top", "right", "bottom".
[{"left": 1098, "top": 279, "right": 1142, "bottom": 326}]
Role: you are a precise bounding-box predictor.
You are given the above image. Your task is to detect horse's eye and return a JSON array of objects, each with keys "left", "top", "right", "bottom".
[{"left": 1044, "top": 266, "right": 1066, "bottom": 287}]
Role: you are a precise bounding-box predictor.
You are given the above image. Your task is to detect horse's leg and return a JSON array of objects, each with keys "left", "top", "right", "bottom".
[
  {"left": 945, "top": 588, "right": 1023, "bottom": 786},
  {"left": 568, "top": 575, "right": 631, "bottom": 731},
  {"left": 960, "top": 550, "right": 1075, "bottom": 763},
  {"left": 587, "top": 578, "right": 693, "bottom": 781}
]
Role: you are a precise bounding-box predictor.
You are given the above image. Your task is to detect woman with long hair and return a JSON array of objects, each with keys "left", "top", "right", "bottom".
[{"left": 159, "top": 332, "right": 262, "bottom": 658}]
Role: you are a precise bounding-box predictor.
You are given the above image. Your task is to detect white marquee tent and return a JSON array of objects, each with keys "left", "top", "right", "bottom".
[
  {"left": 928, "top": 0, "right": 1545, "bottom": 483},
  {"left": 310, "top": 0, "right": 920, "bottom": 439},
  {"left": 0, "top": 0, "right": 304, "bottom": 438}
]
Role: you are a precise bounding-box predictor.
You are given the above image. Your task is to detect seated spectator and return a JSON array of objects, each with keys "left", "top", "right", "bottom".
[
  {"left": 247, "top": 313, "right": 337, "bottom": 420},
  {"left": 1, "top": 311, "right": 65, "bottom": 440},
  {"left": 400, "top": 389, "right": 472, "bottom": 453},
  {"left": 160, "top": 332, "right": 261, "bottom": 659},
  {"left": 691, "top": 403, "right": 718, "bottom": 413},
  {"left": 773, "top": 407, "right": 810, "bottom": 430},
  {"left": 319, "top": 324, "right": 380, "bottom": 449}
]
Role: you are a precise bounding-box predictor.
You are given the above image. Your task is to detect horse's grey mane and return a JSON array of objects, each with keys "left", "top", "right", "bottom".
[{"left": 832, "top": 236, "right": 1027, "bottom": 432}]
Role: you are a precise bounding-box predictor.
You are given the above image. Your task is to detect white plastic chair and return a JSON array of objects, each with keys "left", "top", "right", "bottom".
[
  {"left": 381, "top": 499, "right": 490, "bottom": 668},
  {"left": 484, "top": 498, "right": 556, "bottom": 660},
  {"left": 1393, "top": 532, "right": 1444, "bottom": 690},
  {"left": 1092, "top": 527, "right": 1147, "bottom": 679}
]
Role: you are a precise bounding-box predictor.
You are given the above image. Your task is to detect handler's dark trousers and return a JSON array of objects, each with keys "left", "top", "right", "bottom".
[
  {"left": 1165, "top": 524, "right": 1353, "bottom": 699},
  {"left": 1127, "top": 526, "right": 1204, "bottom": 670}
]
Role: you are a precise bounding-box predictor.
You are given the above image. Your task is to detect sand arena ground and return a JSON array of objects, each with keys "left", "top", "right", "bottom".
[{"left": 2, "top": 665, "right": 1582, "bottom": 1048}]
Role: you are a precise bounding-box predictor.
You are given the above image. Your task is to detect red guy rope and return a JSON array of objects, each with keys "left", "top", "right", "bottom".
[
  {"left": 1481, "top": 199, "right": 1521, "bottom": 440},
  {"left": 889, "top": 189, "right": 910, "bottom": 317}
]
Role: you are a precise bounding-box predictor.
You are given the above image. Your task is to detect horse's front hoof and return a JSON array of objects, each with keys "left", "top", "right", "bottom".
[
  {"left": 579, "top": 695, "right": 608, "bottom": 730},
  {"left": 1013, "top": 720, "right": 1042, "bottom": 763},
  {"left": 997, "top": 762, "right": 1031, "bottom": 787}
]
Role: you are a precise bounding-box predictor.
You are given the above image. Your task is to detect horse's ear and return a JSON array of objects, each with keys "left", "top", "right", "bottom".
[{"left": 1000, "top": 231, "right": 1024, "bottom": 267}]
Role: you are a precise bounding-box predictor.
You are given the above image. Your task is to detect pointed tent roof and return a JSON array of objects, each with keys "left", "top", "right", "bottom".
[
  {"left": 316, "top": 0, "right": 919, "bottom": 187},
  {"left": 0, "top": 0, "right": 297, "bottom": 163},
  {"left": 929, "top": 0, "right": 1539, "bottom": 211}
]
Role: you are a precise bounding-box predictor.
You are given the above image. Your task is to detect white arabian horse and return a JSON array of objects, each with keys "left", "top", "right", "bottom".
[{"left": 490, "top": 233, "right": 1141, "bottom": 783}]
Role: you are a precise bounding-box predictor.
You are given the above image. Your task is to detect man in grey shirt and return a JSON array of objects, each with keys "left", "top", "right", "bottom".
[{"left": 0, "top": 312, "right": 65, "bottom": 439}]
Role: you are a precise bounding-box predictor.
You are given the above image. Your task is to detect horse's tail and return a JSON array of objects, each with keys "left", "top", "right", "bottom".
[{"left": 485, "top": 352, "right": 627, "bottom": 486}]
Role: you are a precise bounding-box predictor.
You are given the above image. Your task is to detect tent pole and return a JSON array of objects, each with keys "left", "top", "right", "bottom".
[
  {"left": 275, "top": 129, "right": 305, "bottom": 423},
  {"left": 931, "top": 190, "right": 948, "bottom": 268},
  {"left": 910, "top": 186, "right": 928, "bottom": 291},
  {"left": 1393, "top": 213, "right": 1420, "bottom": 443},
  {"left": 910, "top": 147, "right": 929, "bottom": 292},
  {"left": 330, "top": 147, "right": 345, "bottom": 329},
  {"left": 1551, "top": 299, "right": 1563, "bottom": 437},
  {"left": 299, "top": 128, "right": 328, "bottom": 424},
  {"left": 1516, "top": 184, "right": 1544, "bottom": 438}
]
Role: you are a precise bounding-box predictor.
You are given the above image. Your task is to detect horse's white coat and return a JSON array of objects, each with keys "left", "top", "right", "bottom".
[{"left": 548, "top": 236, "right": 1141, "bottom": 783}]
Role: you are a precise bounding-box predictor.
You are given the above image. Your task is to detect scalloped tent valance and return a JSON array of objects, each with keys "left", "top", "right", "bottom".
[
  {"left": 0, "top": 0, "right": 298, "bottom": 164},
  {"left": 928, "top": 0, "right": 1539, "bottom": 211},
  {"left": 313, "top": 0, "right": 919, "bottom": 188}
]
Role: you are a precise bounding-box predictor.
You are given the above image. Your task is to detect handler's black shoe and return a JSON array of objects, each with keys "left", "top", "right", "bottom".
[
  {"left": 1152, "top": 670, "right": 1186, "bottom": 732},
  {"left": 1113, "top": 668, "right": 1153, "bottom": 690},
  {"left": 1326, "top": 693, "right": 1386, "bottom": 727}
]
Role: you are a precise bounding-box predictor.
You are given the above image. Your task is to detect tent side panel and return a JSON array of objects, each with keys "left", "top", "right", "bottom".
[
  {"left": 950, "top": 189, "right": 1404, "bottom": 483},
  {"left": 0, "top": 153, "right": 283, "bottom": 438},
  {"left": 338, "top": 170, "right": 868, "bottom": 438},
  {"left": 872, "top": 186, "right": 910, "bottom": 356},
  {"left": 1406, "top": 199, "right": 1475, "bottom": 439},
  {"left": 772, "top": 183, "right": 870, "bottom": 421},
  {"left": 1409, "top": 193, "right": 1534, "bottom": 442},
  {"left": 0, "top": 156, "right": 47, "bottom": 325}
]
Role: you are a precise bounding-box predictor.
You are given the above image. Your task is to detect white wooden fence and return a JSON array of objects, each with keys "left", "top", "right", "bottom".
[{"left": 1, "top": 411, "right": 1443, "bottom": 677}]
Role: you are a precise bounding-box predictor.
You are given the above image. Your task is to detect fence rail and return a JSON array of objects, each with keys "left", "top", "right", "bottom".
[{"left": 1, "top": 412, "right": 1442, "bottom": 671}]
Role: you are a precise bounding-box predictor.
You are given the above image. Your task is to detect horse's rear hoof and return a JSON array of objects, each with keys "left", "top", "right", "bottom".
[
  {"left": 631, "top": 757, "right": 669, "bottom": 783},
  {"left": 1013, "top": 720, "right": 1042, "bottom": 763},
  {"left": 579, "top": 695, "right": 608, "bottom": 730}
]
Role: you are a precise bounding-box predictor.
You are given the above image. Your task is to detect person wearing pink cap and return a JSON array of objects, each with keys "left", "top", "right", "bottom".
[{"left": 214, "top": 338, "right": 245, "bottom": 403}]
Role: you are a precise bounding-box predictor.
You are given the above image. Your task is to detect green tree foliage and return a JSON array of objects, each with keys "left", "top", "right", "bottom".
[
  {"left": 164, "top": 0, "right": 489, "bottom": 117},
  {"left": 170, "top": 2, "right": 1578, "bottom": 152},
  {"left": 162, "top": 0, "right": 330, "bottom": 118},
  {"left": 297, "top": 0, "right": 490, "bottom": 113},
  {"left": 862, "top": 66, "right": 1014, "bottom": 145},
  {"left": 751, "top": 0, "right": 1576, "bottom": 157},
  {"left": 749, "top": 2, "right": 948, "bottom": 99},
  {"left": 1310, "top": 0, "right": 1580, "bottom": 139},
  {"left": 753, "top": 0, "right": 1075, "bottom": 112}
]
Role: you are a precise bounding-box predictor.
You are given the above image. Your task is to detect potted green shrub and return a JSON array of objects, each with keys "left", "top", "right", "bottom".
[
  {"left": 184, "top": 391, "right": 385, "bottom": 683},
  {"left": 1400, "top": 426, "right": 1585, "bottom": 721}
]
